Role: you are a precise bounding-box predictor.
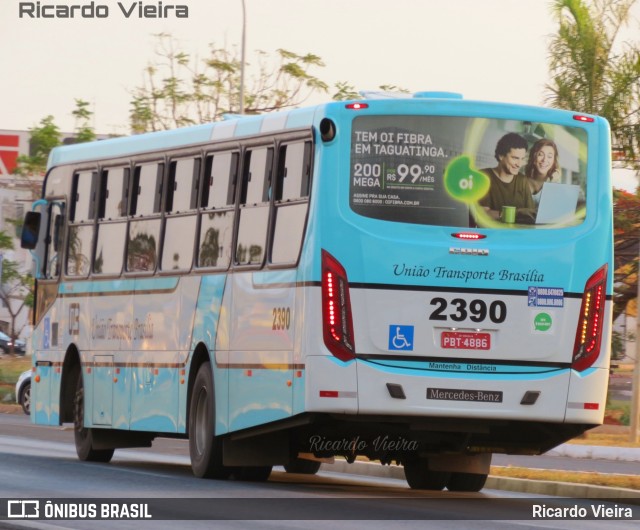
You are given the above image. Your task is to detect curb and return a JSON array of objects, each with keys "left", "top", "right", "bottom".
[
  {"left": 320, "top": 460, "right": 640, "bottom": 503},
  {"left": 547, "top": 443, "right": 640, "bottom": 462}
]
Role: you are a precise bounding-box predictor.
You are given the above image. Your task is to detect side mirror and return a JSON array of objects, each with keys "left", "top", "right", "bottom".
[{"left": 21, "top": 211, "right": 41, "bottom": 250}]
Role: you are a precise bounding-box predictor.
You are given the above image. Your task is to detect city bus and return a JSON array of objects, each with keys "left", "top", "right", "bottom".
[{"left": 21, "top": 91, "right": 613, "bottom": 492}]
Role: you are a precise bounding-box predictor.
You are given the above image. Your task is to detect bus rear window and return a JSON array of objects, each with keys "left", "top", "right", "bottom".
[{"left": 350, "top": 116, "right": 588, "bottom": 229}]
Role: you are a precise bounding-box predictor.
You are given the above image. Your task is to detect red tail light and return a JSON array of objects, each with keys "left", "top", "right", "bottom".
[
  {"left": 321, "top": 250, "right": 356, "bottom": 361},
  {"left": 572, "top": 265, "right": 608, "bottom": 371}
]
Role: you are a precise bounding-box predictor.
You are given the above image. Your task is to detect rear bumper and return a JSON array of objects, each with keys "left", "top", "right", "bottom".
[{"left": 305, "top": 355, "right": 606, "bottom": 425}]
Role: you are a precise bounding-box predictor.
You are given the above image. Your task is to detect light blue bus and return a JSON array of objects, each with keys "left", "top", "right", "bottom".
[{"left": 21, "top": 92, "right": 613, "bottom": 492}]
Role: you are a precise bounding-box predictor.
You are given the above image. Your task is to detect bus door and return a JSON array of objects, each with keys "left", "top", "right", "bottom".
[{"left": 22, "top": 199, "right": 66, "bottom": 425}]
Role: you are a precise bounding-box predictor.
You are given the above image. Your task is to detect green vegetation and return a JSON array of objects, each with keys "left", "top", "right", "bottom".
[
  {"left": 571, "top": 430, "right": 638, "bottom": 447},
  {"left": 0, "top": 357, "right": 30, "bottom": 403},
  {"left": 475, "top": 419, "right": 640, "bottom": 491},
  {"left": 490, "top": 466, "right": 640, "bottom": 490}
]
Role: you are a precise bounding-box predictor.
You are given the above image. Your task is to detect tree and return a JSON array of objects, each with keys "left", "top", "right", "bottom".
[
  {"left": 13, "top": 115, "right": 61, "bottom": 199},
  {"left": 332, "top": 82, "right": 410, "bottom": 101},
  {"left": 0, "top": 230, "right": 33, "bottom": 353},
  {"left": 129, "top": 33, "right": 329, "bottom": 133},
  {"left": 0, "top": 256, "right": 34, "bottom": 353},
  {"left": 546, "top": 1, "right": 640, "bottom": 345},
  {"left": 72, "top": 99, "right": 97, "bottom": 144},
  {"left": 546, "top": 0, "right": 640, "bottom": 170},
  {"left": 612, "top": 189, "right": 640, "bottom": 321},
  {"left": 13, "top": 102, "right": 98, "bottom": 200}
]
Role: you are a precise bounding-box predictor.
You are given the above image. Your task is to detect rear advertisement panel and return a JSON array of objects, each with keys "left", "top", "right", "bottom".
[{"left": 350, "top": 115, "right": 587, "bottom": 229}]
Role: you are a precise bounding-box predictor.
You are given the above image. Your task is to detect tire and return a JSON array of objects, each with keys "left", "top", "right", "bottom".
[
  {"left": 447, "top": 472, "right": 488, "bottom": 492},
  {"left": 236, "top": 466, "right": 273, "bottom": 482},
  {"left": 189, "top": 362, "right": 231, "bottom": 479},
  {"left": 19, "top": 382, "right": 31, "bottom": 415},
  {"left": 404, "top": 457, "right": 451, "bottom": 491},
  {"left": 284, "top": 458, "right": 321, "bottom": 475},
  {"left": 74, "top": 376, "right": 114, "bottom": 463}
]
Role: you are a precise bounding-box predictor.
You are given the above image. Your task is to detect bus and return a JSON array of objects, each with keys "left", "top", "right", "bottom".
[{"left": 21, "top": 91, "right": 613, "bottom": 492}]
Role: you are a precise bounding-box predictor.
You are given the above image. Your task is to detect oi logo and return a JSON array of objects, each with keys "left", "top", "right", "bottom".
[{"left": 443, "top": 155, "right": 490, "bottom": 204}]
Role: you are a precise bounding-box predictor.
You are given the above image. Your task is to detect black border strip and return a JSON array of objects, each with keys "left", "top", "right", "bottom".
[
  {"left": 288, "top": 280, "right": 602, "bottom": 300},
  {"left": 349, "top": 281, "right": 588, "bottom": 298},
  {"left": 358, "top": 354, "right": 571, "bottom": 370}
]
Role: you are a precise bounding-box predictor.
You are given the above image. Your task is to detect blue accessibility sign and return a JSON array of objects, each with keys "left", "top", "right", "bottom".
[{"left": 389, "top": 325, "right": 414, "bottom": 351}]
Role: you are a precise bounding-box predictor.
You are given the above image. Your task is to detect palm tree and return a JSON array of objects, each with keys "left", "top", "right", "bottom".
[{"left": 546, "top": 0, "right": 640, "bottom": 167}]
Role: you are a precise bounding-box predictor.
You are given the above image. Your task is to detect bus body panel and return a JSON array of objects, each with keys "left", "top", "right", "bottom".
[
  {"left": 31, "top": 276, "right": 201, "bottom": 433},
  {"left": 31, "top": 300, "right": 63, "bottom": 426},
  {"left": 193, "top": 274, "right": 229, "bottom": 435},
  {"left": 32, "top": 360, "right": 58, "bottom": 426},
  {"left": 353, "top": 358, "right": 572, "bottom": 422},
  {"left": 305, "top": 355, "right": 358, "bottom": 414},
  {"left": 225, "top": 270, "right": 297, "bottom": 431},
  {"left": 565, "top": 367, "right": 611, "bottom": 422}
]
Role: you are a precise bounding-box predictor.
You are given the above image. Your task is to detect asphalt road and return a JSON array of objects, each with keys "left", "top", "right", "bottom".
[
  {"left": 1, "top": 413, "right": 638, "bottom": 477},
  {"left": 0, "top": 413, "right": 638, "bottom": 529}
]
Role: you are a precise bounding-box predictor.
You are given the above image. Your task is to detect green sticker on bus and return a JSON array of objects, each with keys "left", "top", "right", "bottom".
[{"left": 534, "top": 312, "right": 553, "bottom": 332}]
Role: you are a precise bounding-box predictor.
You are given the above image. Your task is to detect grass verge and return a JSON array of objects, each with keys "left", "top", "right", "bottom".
[
  {"left": 0, "top": 356, "right": 31, "bottom": 402},
  {"left": 490, "top": 466, "right": 640, "bottom": 491},
  {"left": 570, "top": 432, "right": 639, "bottom": 448}
]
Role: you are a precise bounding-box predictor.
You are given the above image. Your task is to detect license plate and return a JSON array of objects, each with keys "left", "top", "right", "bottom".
[{"left": 441, "top": 331, "right": 490, "bottom": 350}]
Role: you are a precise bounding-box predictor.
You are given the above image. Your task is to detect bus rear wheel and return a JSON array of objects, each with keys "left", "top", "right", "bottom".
[
  {"left": 189, "top": 362, "right": 231, "bottom": 479},
  {"left": 73, "top": 377, "right": 114, "bottom": 463},
  {"left": 403, "top": 457, "right": 450, "bottom": 491},
  {"left": 236, "top": 466, "right": 273, "bottom": 482},
  {"left": 446, "top": 472, "right": 488, "bottom": 492},
  {"left": 284, "top": 458, "right": 321, "bottom": 475}
]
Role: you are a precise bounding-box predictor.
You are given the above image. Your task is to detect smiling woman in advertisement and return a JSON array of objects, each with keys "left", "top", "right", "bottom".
[{"left": 525, "top": 138, "right": 561, "bottom": 204}]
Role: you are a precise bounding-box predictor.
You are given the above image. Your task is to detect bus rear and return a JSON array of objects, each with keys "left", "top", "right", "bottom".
[{"left": 297, "top": 93, "right": 612, "bottom": 490}]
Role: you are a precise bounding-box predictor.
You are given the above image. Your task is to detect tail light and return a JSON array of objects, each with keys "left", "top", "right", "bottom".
[
  {"left": 572, "top": 265, "right": 608, "bottom": 371},
  {"left": 321, "top": 250, "right": 356, "bottom": 361}
]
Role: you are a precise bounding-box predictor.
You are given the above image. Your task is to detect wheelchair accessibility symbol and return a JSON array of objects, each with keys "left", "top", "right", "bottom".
[{"left": 389, "top": 325, "right": 414, "bottom": 351}]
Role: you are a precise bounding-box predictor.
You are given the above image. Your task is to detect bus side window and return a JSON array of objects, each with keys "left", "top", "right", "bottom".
[
  {"left": 197, "top": 152, "right": 238, "bottom": 269},
  {"left": 166, "top": 158, "right": 200, "bottom": 213},
  {"left": 67, "top": 171, "right": 97, "bottom": 277},
  {"left": 99, "top": 167, "right": 129, "bottom": 220},
  {"left": 275, "top": 141, "right": 312, "bottom": 201},
  {"left": 130, "top": 162, "right": 164, "bottom": 216},
  {"left": 94, "top": 167, "right": 129, "bottom": 275},
  {"left": 126, "top": 162, "right": 164, "bottom": 273},
  {"left": 70, "top": 170, "right": 98, "bottom": 223},
  {"left": 271, "top": 140, "right": 312, "bottom": 265},
  {"left": 200, "top": 152, "right": 238, "bottom": 209},
  {"left": 235, "top": 147, "right": 273, "bottom": 266},
  {"left": 161, "top": 157, "right": 200, "bottom": 272}
]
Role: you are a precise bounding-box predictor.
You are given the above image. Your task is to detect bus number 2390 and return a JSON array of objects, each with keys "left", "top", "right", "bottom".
[
  {"left": 272, "top": 307, "right": 292, "bottom": 330},
  {"left": 429, "top": 297, "right": 507, "bottom": 324}
]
